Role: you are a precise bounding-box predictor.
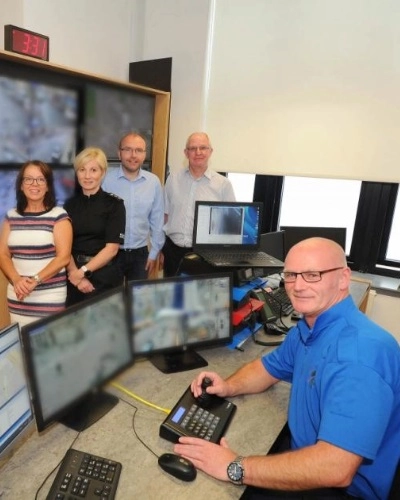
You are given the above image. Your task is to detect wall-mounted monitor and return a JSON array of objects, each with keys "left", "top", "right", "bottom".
[
  {"left": 0, "top": 167, "right": 76, "bottom": 224},
  {"left": 0, "top": 323, "right": 34, "bottom": 464},
  {"left": 128, "top": 273, "right": 233, "bottom": 374},
  {"left": 83, "top": 82, "right": 155, "bottom": 165},
  {"left": 280, "top": 226, "right": 347, "bottom": 257},
  {"left": 0, "top": 75, "right": 79, "bottom": 165},
  {"left": 20, "top": 286, "right": 132, "bottom": 432}
]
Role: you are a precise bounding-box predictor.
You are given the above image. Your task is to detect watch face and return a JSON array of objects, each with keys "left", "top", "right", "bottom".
[{"left": 227, "top": 461, "right": 243, "bottom": 482}]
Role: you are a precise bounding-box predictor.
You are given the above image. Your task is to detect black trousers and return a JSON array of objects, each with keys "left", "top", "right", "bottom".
[
  {"left": 116, "top": 247, "right": 149, "bottom": 281},
  {"left": 240, "top": 423, "right": 357, "bottom": 500},
  {"left": 162, "top": 236, "right": 193, "bottom": 277},
  {"left": 66, "top": 262, "right": 123, "bottom": 307}
]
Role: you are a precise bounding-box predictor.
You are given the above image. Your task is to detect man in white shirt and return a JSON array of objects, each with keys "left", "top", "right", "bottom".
[{"left": 162, "top": 132, "right": 236, "bottom": 277}]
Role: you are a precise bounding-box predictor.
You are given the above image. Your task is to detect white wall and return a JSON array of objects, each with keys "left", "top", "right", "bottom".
[
  {"left": 1, "top": 0, "right": 141, "bottom": 81},
  {"left": 140, "top": 0, "right": 212, "bottom": 169}
]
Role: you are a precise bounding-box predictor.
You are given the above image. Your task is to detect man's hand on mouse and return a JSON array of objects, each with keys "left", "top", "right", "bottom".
[{"left": 174, "top": 436, "right": 237, "bottom": 481}]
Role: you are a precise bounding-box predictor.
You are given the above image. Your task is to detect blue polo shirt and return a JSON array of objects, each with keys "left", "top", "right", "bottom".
[{"left": 262, "top": 295, "right": 400, "bottom": 500}]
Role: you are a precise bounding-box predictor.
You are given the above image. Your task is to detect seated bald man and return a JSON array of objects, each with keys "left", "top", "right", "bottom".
[{"left": 174, "top": 237, "right": 400, "bottom": 500}]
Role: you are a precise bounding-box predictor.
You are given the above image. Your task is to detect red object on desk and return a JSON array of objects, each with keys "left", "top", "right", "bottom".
[{"left": 232, "top": 298, "right": 264, "bottom": 326}]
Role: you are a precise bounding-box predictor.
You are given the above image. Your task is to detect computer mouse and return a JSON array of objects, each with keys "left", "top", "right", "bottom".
[{"left": 158, "top": 453, "right": 197, "bottom": 481}]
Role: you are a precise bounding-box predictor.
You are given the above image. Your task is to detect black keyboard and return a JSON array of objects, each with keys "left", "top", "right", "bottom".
[
  {"left": 46, "top": 448, "right": 122, "bottom": 500},
  {"left": 265, "top": 287, "right": 294, "bottom": 316},
  {"left": 160, "top": 385, "right": 236, "bottom": 444}
]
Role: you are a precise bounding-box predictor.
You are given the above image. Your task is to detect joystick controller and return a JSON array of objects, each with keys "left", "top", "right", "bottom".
[{"left": 196, "top": 377, "right": 213, "bottom": 407}]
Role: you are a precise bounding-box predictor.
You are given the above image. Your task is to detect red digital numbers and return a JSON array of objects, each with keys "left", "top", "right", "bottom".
[{"left": 12, "top": 28, "right": 49, "bottom": 60}]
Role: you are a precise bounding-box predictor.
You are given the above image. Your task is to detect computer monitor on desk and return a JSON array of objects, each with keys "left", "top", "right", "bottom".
[
  {"left": 260, "top": 231, "right": 285, "bottom": 262},
  {"left": 280, "top": 226, "right": 347, "bottom": 257},
  {"left": 0, "top": 323, "right": 33, "bottom": 465},
  {"left": 20, "top": 287, "right": 132, "bottom": 432},
  {"left": 128, "top": 273, "right": 233, "bottom": 374}
]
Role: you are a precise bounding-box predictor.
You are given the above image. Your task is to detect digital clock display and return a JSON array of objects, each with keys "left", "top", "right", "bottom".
[{"left": 4, "top": 25, "right": 49, "bottom": 61}]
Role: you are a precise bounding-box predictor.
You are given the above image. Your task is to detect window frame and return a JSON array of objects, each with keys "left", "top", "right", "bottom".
[{"left": 251, "top": 175, "right": 400, "bottom": 278}]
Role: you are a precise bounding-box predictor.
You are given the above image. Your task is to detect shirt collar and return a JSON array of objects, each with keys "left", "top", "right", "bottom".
[
  {"left": 118, "top": 164, "right": 144, "bottom": 181},
  {"left": 186, "top": 166, "right": 212, "bottom": 180},
  {"left": 297, "top": 295, "right": 353, "bottom": 344}
]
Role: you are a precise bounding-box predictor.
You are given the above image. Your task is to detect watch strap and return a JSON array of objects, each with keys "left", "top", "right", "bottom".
[{"left": 227, "top": 455, "right": 245, "bottom": 485}]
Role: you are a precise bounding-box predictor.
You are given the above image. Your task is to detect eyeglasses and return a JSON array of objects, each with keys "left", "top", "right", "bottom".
[
  {"left": 119, "top": 147, "right": 146, "bottom": 155},
  {"left": 280, "top": 267, "right": 344, "bottom": 283},
  {"left": 22, "top": 177, "right": 47, "bottom": 186},
  {"left": 186, "top": 146, "right": 211, "bottom": 153}
]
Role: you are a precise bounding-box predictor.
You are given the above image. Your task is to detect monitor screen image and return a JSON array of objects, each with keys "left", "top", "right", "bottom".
[
  {"left": 20, "top": 286, "right": 132, "bottom": 432},
  {"left": 128, "top": 273, "right": 233, "bottom": 373},
  {"left": 194, "top": 202, "right": 262, "bottom": 247},
  {"left": 0, "top": 75, "right": 79, "bottom": 165},
  {"left": 83, "top": 82, "right": 155, "bottom": 163},
  {"left": 280, "top": 226, "right": 347, "bottom": 257},
  {"left": 0, "top": 167, "right": 77, "bottom": 224},
  {"left": 0, "top": 323, "right": 33, "bottom": 462}
]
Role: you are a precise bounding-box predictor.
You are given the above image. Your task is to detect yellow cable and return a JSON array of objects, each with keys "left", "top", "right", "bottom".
[{"left": 111, "top": 381, "right": 171, "bottom": 414}]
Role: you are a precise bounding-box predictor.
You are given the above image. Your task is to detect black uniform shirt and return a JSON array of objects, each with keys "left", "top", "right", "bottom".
[{"left": 64, "top": 188, "right": 125, "bottom": 256}]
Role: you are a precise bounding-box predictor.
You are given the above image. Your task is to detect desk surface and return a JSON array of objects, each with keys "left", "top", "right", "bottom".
[
  {"left": 1, "top": 340, "right": 290, "bottom": 499},
  {"left": 1, "top": 282, "right": 368, "bottom": 499}
]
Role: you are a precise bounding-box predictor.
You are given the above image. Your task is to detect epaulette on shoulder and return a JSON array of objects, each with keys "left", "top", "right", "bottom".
[{"left": 105, "top": 191, "right": 123, "bottom": 202}]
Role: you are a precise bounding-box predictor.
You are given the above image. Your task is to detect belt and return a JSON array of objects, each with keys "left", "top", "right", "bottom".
[
  {"left": 166, "top": 236, "right": 192, "bottom": 250},
  {"left": 119, "top": 246, "right": 147, "bottom": 252},
  {"left": 75, "top": 254, "right": 116, "bottom": 267},
  {"left": 75, "top": 254, "right": 93, "bottom": 263}
]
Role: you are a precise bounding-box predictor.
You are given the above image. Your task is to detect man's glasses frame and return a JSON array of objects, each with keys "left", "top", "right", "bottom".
[
  {"left": 281, "top": 267, "right": 344, "bottom": 283},
  {"left": 185, "top": 146, "right": 211, "bottom": 153},
  {"left": 119, "top": 147, "right": 146, "bottom": 155}
]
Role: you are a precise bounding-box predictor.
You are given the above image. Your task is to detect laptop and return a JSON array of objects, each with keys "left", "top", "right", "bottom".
[
  {"left": 0, "top": 322, "right": 34, "bottom": 467},
  {"left": 192, "top": 201, "right": 284, "bottom": 269}
]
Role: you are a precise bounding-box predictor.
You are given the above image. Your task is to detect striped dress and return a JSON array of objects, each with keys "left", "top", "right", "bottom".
[{"left": 6, "top": 206, "right": 70, "bottom": 327}]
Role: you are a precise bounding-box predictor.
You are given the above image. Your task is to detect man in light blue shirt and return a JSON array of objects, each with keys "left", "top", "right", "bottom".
[{"left": 102, "top": 132, "right": 164, "bottom": 280}]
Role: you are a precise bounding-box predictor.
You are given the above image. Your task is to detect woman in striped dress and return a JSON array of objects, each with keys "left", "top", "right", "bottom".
[{"left": 0, "top": 161, "right": 72, "bottom": 327}]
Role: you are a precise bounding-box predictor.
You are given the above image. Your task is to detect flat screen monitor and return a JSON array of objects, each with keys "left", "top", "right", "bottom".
[
  {"left": 128, "top": 273, "right": 233, "bottom": 374},
  {"left": 83, "top": 82, "right": 155, "bottom": 165},
  {"left": 260, "top": 231, "right": 285, "bottom": 262},
  {"left": 0, "top": 74, "right": 79, "bottom": 165},
  {"left": 0, "top": 167, "right": 77, "bottom": 224},
  {"left": 20, "top": 286, "right": 132, "bottom": 432},
  {"left": 0, "top": 323, "right": 33, "bottom": 463},
  {"left": 280, "top": 226, "right": 347, "bottom": 257}
]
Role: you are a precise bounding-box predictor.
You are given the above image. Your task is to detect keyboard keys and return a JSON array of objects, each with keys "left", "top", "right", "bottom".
[{"left": 46, "top": 449, "right": 122, "bottom": 500}]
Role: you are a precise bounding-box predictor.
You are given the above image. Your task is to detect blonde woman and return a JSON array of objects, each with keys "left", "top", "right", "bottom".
[{"left": 64, "top": 147, "right": 125, "bottom": 306}]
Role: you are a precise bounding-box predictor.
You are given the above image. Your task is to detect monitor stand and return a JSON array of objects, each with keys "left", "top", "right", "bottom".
[
  {"left": 59, "top": 391, "right": 119, "bottom": 432},
  {"left": 150, "top": 349, "right": 208, "bottom": 374}
]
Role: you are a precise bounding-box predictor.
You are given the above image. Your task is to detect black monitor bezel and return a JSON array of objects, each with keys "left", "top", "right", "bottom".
[
  {"left": 20, "top": 286, "right": 133, "bottom": 432},
  {"left": 280, "top": 226, "right": 347, "bottom": 257},
  {"left": 127, "top": 272, "right": 234, "bottom": 366}
]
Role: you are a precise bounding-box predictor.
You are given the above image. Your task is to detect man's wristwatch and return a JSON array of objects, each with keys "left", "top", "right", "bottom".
[
  {"left": 227, "top": 456, "right": 245, "bottom": 485},
  {"left": 81, "top": 265, "right": 93, "bottom": 278}
]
